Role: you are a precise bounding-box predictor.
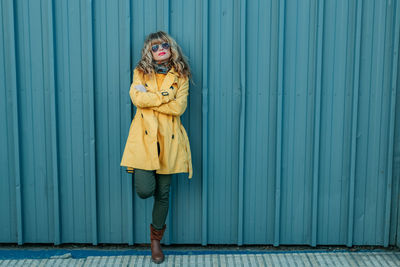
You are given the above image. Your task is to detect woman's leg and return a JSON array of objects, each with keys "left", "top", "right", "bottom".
[
  {"left": 133, "top": 169, "right": 156, "bottom": 199},
  {"left": 151, "top": 173, "right": 172, "bottom": 230},
  {"left": 150, "top": 174, "right": 170, "bottom": 265}
]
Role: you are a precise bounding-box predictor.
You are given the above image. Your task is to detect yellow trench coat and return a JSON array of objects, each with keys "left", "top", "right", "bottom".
[{"left": 120, "top": 66, "right": 193, "bottom": 179}]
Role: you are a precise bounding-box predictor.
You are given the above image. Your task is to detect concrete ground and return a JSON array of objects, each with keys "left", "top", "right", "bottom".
[{"left": 0, "top": 244, "right": 399, "bottom": 266}]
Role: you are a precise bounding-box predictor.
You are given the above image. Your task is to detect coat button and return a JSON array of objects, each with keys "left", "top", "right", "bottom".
[
  {"left": 172, "top": 134, "right": 174, "bottom": 139},
  {"left": 145, "top": 83, "right": 148, "bottom": 87},
  {"left": 145, "top": 130, "right": 148, "bottom": 135}
]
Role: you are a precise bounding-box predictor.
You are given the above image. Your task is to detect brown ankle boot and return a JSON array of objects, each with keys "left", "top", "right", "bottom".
[{"left": 150, "top": 224, "right": 166, "bottom": 264}]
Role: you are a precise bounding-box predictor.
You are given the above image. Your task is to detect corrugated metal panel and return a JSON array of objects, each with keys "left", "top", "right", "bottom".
[{"left": 0, "top": 0, "right": 399, "bottom": 246}]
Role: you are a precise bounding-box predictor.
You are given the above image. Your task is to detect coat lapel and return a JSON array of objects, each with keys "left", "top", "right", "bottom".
[
  {"left": 160, "top": 67, "right": 178, "bottom": 91},
  {"left": 145, "top": 66, "right": 178, "bottom": 92},
  {"left": 144, "top": 73, "right": 157, "bottom": 93}
]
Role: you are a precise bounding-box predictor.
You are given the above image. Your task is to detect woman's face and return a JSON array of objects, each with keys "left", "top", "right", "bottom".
[{"left": 151, "top": 41, "right": 171, "bottom": 62}]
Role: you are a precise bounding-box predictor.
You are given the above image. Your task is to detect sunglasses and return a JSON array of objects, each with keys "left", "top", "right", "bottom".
[{"left": 151, "top": 42, "right": 170, "bottom": 52}]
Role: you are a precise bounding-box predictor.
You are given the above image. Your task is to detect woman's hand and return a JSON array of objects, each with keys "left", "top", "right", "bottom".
[{"left": 134, "top": 84, "right": 147, "bottom": 92}]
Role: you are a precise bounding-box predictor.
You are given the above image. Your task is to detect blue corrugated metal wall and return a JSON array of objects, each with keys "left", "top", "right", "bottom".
[{"left": 1, "top": 0, "right": 400, "bottom": 247}]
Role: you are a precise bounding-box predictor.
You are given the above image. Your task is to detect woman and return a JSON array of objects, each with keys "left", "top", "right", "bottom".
[{"left": 120, "top": 31, "right": 193, "bottom": 264}]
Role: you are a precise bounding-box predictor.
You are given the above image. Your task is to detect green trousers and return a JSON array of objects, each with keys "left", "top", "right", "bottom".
[{"left": 133, "top": 142, "right": 172, "bottom": 230}]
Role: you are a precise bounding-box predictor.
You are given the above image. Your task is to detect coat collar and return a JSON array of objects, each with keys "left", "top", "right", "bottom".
[{"left": 145, "top": 66, "right": 178, "bottom": 92}]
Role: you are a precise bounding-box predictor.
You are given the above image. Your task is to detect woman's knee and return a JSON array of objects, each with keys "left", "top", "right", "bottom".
[
  {"left": 137, "top": 188, "right": 155, "bottom": 199},
  {"left": 133, "top": 169, "right": 156, "bottom": 199}
]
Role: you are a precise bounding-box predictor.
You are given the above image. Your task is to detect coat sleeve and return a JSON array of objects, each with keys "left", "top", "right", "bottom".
[
  {"left": 149, "top": 76, "right": 189, "bottom": 116},
  {"left": 129, "top": 68, "right": 175, "bottom": 108}
]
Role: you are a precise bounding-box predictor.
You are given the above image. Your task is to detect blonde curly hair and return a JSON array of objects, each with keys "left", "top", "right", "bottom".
[{"left": 136, "top": 31, "right": 191, "bottom": 79}]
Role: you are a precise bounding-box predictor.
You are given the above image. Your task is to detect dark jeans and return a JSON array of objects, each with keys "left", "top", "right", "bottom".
[{"left": 133, "top": 141, "right": 172, "bottom": 230}]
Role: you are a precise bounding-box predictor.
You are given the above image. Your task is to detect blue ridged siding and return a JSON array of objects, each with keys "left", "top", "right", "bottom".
[{"left": 0, "top": 0, "right": 399, "bottom": 246}]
